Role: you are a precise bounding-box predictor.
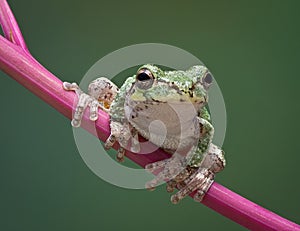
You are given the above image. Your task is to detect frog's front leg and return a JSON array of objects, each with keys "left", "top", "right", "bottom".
[
  {"left": 63, "top": 78, "right": 118, "bottom": 127},
  {"left": 105, "top": 120, "right": 133, "bottom": 162},
  {"left": 63, "top": 82, "right": 95, "bottom": 127}
]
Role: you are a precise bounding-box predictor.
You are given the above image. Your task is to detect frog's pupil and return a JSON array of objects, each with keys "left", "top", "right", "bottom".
[{"left": 137, "top": 72, "right": 151, "bottom": 81}]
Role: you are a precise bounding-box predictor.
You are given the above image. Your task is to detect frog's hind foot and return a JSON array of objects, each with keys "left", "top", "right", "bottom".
[
  {"left": 170, "top": 168, "right": 214, "bottom": 204},
  {"left": 116, "top": 147, "right": 125, "bottom": 162},
  {"left": 169, "top": 144, "right": 225, "bottom": 204},
  {"left": 165, "top": 166, "right": 196, "bottom": 193}
]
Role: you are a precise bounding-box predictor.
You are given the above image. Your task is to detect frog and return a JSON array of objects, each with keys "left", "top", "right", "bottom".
[{"left": 63, "top": 64, "right": 225, "bottom": 204}]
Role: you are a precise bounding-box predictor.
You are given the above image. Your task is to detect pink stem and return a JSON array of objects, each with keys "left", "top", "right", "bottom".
[
  {"left": 0, "top": 3, "right": 299, "bottom": 231},
  {"left": 202, "top": 183, "right": 300, "bottom": 230},
  {"left": 0, "top": 0, "right": 29, "bottom": 53}
]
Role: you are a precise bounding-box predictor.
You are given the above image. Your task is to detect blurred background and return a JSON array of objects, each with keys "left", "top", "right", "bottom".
[{"left": 1, "top": 0, "right": 300, "bottom": 230}]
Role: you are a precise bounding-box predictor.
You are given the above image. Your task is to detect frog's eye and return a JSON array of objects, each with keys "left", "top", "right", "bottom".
[
  {"left": 204, "top": 73, "right": 213, "bottom": 84},
  {"left": 136, "top": 68, "right": 154, "bottom": 89},
  {"left": 136, "top": 68, "right": 154, "bottom": 81},
  {"left": 202, "top": 72, "right": 213, "bottom": 89}
]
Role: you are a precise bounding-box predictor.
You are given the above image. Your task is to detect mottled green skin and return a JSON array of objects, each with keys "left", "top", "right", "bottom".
[{"left": 109, "top": 64, "right": 216, "bottom": 167}]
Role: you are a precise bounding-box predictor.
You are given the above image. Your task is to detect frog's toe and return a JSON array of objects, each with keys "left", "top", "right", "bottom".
[
  {"left": 193, "top": 189, "right": 206, "bottom": 202},
  {"left": 145, "top": 181, "right": 156, "bottom": 191},
  {"left": 145, "top": 159, "right": 169, "bottom": 172},
  {"left": 130, "top": 132, "right": 140, "bottom": 153},
  {"left": 89, "top": 100, "right": 99, "bottom": 121},
  {"left": 104, "top": 134, "right": 116, "bottom": 150},
  {"left": 62, "top": 82, "right": 70, "bottom": 90},
  {"left": 71, "top": 105, "right": 85, "bottom": 128},
  {"left": 116, "top": 147, "right": 125, "bottom": 162},
  {"left": 71, "top": 118, "right": 81, "bottom": 127},
  {"left": 174, "top": 166, "right": 193, "bottom": 182},
  {"left": 89, "top": 113, "right": 98, "bottom": 121},
  {"left": 164, "top": 166, "right": 193, "bottom": 193},
  {"left": 170, "top": 194, "right": 181, "bottom": 204},
  {"left": 116, "top": 156, "right": 124, "bottom": 162},
  {"left": 166, "top": 180, "right": 177, "bottom": 193},
  {"left": 63, "top": 82, "right": 78, "bottom": 91},
  {"left": 145, "top": 169, "right": 169, "bottom": 190}
]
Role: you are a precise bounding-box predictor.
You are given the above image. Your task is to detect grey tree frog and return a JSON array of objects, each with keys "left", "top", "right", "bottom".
[{"left": 63, "top": 64, "right": 225, "bottom": 204}]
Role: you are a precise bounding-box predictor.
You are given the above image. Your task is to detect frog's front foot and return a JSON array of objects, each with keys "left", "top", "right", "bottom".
[
  {"left": 104, "top": 121, "right": 134, "bottom": 162},
  {"left": 63, "top": 81, "right": 100, "bottom": 127},
  {"left": 63, "top": 78, "right": 118, "bottom": 127}
]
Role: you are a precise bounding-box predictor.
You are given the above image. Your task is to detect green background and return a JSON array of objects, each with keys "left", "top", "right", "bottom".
[{"left": 1, "top": 0, "right": 300, "bottom": 230}]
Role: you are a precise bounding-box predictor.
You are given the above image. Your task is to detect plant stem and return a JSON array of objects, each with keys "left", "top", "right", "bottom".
[{"left": 0, "top": 0, "right": 28, "bottom": 52}]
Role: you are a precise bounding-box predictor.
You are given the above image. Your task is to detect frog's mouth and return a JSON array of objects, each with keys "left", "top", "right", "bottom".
[
  {"left": 130, "top": 82, "right": 207, "bottom": 109},
  {"left": 149, "top": 93, "right": 206, "bottom": 108}
]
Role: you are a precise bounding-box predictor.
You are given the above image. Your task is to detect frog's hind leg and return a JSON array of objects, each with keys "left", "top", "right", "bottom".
[{"left": 171, "top": 144, "right": 225, "bottom": 204}]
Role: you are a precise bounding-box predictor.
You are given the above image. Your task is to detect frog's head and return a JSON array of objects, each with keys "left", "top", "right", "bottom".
[{"left": 130, "top": 64, "right": 212, "bottom": 109}]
